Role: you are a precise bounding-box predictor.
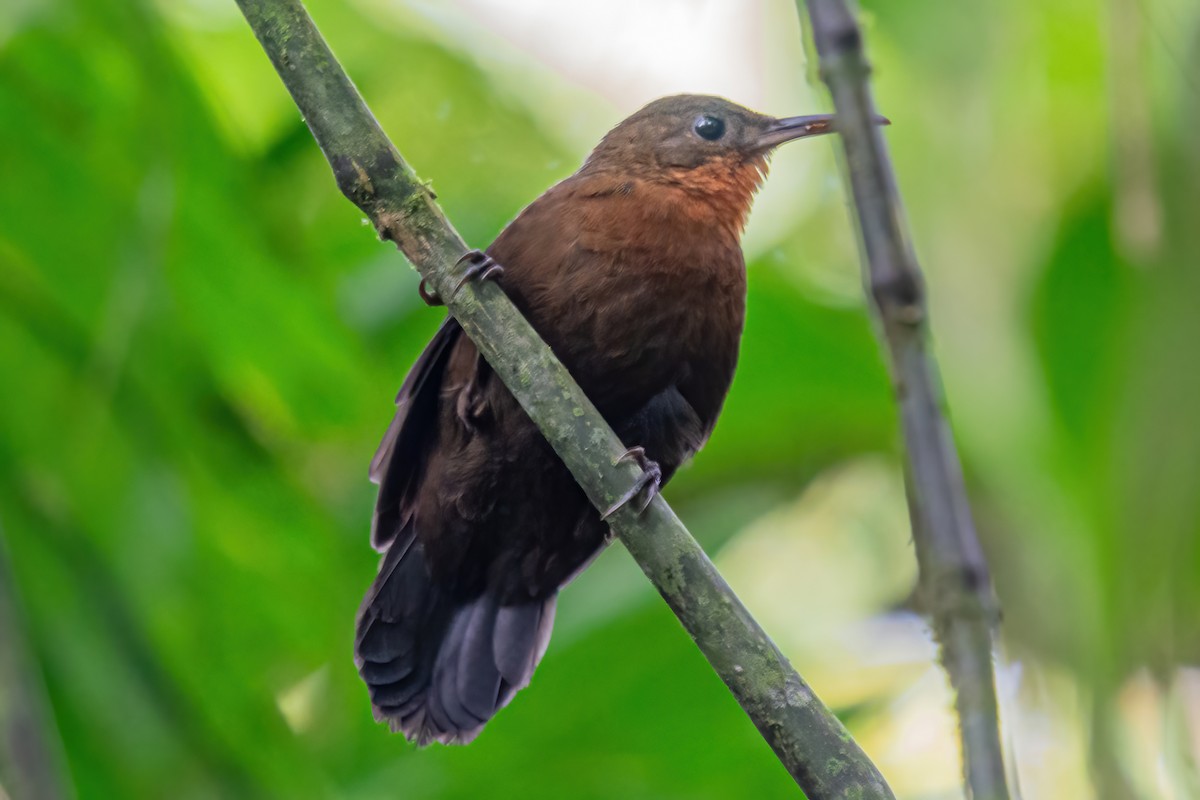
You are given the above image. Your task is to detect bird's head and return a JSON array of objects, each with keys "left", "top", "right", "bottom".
[
  {"left": 581, "top": 94, "right": 885, "bottom": 234},
  {"left": 584, "top": 94, "right": 846, "bottom": 172}
]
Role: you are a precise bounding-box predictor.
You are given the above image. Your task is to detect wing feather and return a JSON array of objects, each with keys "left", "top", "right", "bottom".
[{"left": 370, "top": 316, "right": 461, "bottom": 551}]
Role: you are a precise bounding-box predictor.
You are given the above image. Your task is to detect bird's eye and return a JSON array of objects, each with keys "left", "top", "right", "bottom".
[{"left": 693, "top": 115, "right": 726, "bottom": 141}]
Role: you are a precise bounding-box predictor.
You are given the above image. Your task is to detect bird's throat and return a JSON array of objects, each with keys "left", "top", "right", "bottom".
[{"left": 661, "top": 153, "right": 770, "bottom": 239}]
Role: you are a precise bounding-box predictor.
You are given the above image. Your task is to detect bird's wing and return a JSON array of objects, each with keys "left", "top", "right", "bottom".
[
  {"left": 615, "top": 384, "right": 708, "bottom": 482},
  {"left": 370, "top": 316, "right": 462, "bottom": 551}
]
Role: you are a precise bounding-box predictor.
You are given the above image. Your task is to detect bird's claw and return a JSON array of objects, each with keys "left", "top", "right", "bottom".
[
  {"left": 415, "top": 251, "right": 504, "bottom": 306},
  {"left": 451, "top": 250, "right": 505, "bottom": 300},
  {"left": 601, "top": 446, "right": 662, "bottom": 519},
  {"left": 418, "top": 277, "right": 443, "bottom": 306}
]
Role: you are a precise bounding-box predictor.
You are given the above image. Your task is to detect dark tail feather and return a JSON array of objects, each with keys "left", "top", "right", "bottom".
[{"left": 354, "top": 530, "right": 556, "bottom": 745}]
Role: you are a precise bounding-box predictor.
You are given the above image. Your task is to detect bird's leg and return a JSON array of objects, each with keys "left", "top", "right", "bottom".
[
  {"left": 454, "top": 355, "right": 491, "bottom": 432},
  {"left": 601, "top": 446, "right": 662, "bottom": 519},
  {"left": 451, "top": 250, "right": 505, "bottom": 300}
]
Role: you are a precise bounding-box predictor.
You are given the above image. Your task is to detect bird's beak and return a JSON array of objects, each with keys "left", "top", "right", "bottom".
[{"left": 756, "top": 113, "right": 890, "bottom": 149}]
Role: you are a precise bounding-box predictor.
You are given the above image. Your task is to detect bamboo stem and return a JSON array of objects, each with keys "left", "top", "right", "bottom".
[{"left": 803, "top": 1, "right": 1011, "bottom": 797}]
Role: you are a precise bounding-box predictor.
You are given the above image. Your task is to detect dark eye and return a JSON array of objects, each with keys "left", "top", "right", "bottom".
[{"left": 693, "top": 115, "right": 726, "bottom": 141}]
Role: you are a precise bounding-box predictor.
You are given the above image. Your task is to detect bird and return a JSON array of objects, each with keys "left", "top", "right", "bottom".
[{"left": 356, "top": 94, "right": 871, "bottom": 745}]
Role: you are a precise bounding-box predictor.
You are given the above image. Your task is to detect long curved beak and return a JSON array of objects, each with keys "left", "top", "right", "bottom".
[{"left": 756, "top": 113, "right": 890, "bottom": 149}]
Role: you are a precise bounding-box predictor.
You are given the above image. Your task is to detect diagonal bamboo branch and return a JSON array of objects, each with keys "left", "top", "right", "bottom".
[
  {"left": 801, "top": 1, "right": 1011, "bottom": 798},
  {"left": 235, "top": 0, "right": 893, "bottom": 796}
]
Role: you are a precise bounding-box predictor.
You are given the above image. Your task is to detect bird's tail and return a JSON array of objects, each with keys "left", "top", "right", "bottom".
[{"left": 354, "top": 529, "right": 556, "bottom": 745}]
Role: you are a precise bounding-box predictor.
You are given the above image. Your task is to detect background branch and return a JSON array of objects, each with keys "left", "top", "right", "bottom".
[
  {"left": 235, "top": 0, "right": 893, "bottom": 796},
  {"left": 802, "top": 1, "right": 1011, "bottom": 798},
  {"left": 0, "top": 524, "right": 71, "bottom": 800}
]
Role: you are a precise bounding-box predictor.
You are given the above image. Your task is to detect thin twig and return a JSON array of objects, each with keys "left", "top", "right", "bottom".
[
  {"left": 234, "top": 0, "right": 894, "bottom": 796},
  {"left": 802, "top": 1, "right": 1011, "bottom": 798}
]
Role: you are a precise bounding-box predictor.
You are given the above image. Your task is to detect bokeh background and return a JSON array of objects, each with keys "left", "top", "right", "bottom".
[{"left": 2, "top": 0, "right": 1198, "bottom": 797}]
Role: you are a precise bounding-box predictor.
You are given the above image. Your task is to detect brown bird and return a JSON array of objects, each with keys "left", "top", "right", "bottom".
[{"left": 356, "top": 94, "right": 863, "bottom": 745}]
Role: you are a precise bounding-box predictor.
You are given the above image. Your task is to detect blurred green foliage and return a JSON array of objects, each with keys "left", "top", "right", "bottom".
[{"left": 0, "top": 0, "right": 1197, "bottom": 797}]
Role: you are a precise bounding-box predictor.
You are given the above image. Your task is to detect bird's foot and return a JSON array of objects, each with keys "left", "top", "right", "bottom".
[
  {"left": 415, "top": 251, "right": 504, "bottom": 306},
  {"left": 451, "top": 250, "right": 505, "bottom": 300},
  {"left": 601, "top": 446, "right": 662, "bottom": 519}
]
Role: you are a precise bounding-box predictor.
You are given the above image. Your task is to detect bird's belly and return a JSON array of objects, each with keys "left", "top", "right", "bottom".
[{"left": 536, "top": 260, "right": 745, "bottom": 418}]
